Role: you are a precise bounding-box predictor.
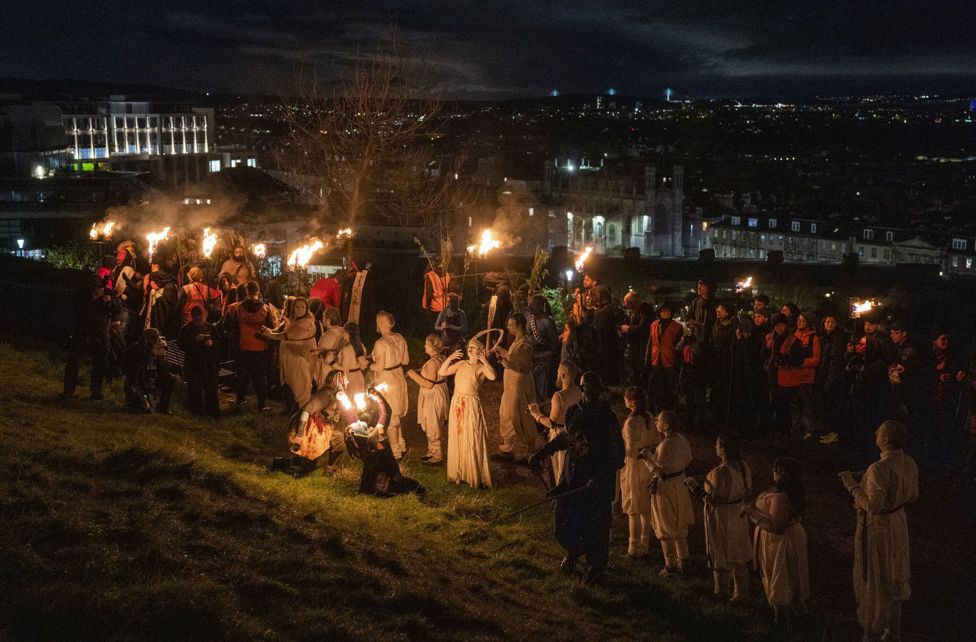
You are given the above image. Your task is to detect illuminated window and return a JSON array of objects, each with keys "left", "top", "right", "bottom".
[
  {"left": 863, "top": 229, "right": 874, "bottom": 241},
  {"left": 885, "top": 231, "right": 894, "bottom": 242},
  {"left": 952, "top": 238, "right": 967, "bottom": 250},
  {"left": 768, "top": 218, "right": 777, "bottom": 228},
  {"left": 810, "top": 223, "right": 817, "bottom": 233},
  {"left": 246, "top": 158, "right": 257, "bottom": 168},
  {"left": 968, "top": 258, "right": 974, "bottom": 270},
  {"left": 731, "top": 216, "right": 741, "bottom": 226},
  {"left": 952, "top": 256, "right": 959, "bottom": 267},
  {"left": 791, "top": 221, "right": 801, "bottom": 232},
  {"left": 208, "top": 160, "right": 221, "bottom": 173},
  {"left": 747, "top": 218, "right": 758, "bottom": 228}
]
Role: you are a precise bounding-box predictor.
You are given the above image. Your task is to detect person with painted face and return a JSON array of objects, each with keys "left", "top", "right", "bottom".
[
  {"left": 219, "top": 244, "right": 255, "bottom": 286},
  {"left": 260, "top": 296, "right": 317, "bottom": 411}
]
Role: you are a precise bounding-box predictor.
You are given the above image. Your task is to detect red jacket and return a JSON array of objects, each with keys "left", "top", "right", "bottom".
[
  {"left": 777, "top": 329, "right": 821, "bottom": 387},
  {"left": 647, "top": 319, "right": 683, "bottom": 368}
]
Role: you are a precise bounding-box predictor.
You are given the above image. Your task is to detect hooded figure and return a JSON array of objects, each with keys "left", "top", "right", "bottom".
[{"left": 529, "top": 371, "right": 625, "bottom": 585}]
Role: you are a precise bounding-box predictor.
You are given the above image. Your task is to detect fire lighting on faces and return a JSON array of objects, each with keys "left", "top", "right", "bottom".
[
  {"left": 575, "top": 246, "right": 593, "bottom": 272},
  {"left": 466, "top": 229, "right": 501, "bottom": 258}
]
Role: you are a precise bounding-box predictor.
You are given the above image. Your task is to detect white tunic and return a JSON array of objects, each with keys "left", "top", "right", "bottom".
[
  {"left": 704, "top": 461, "right": 754, "bottom": 569},
  {"left": 547, "top": 386, "right": 582, "bottom": 483},
  {"left": 851, "top": 450, "right": 918, "bottom": 633},
  {"left": 499, "top": 338, "right": 537, "bottom": 448},
  {"left": 620, "top": 414, "right": 661, "bottom": 516},
  {"left": 371, "top": 333, "right": 409, "bottom": 417},
  {"left": 754, "top": 490, "right": 809, "bottom": 607},
  {"left": 337, "top": 344, "right": 366, "bottom": 397},
  {"left": 647, "top": 432, "right": 694, "bottom": 539}
]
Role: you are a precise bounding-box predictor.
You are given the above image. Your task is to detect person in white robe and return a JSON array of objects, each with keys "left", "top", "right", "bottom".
[
  {"left": 493, "top": 313, "right": 538, "bottom": 461},
  {"left": 336, "top": 322, "right": 367, "bottom": 397},
  {"left": 839, "top": 420, "right": 918, "bottom": 642},
  {"left": 529, "top": 360, "right": 582, "bottom": 485},
  {"left": 407, "top": 334, "right": 450, "bottom": 465},
  {"left": 617, "top": 387, "right": 661, "bottom": 558},
  {"left": 702, "top": 435, "right": 753, "bottom": 601},
  {"left": 260, "top": 297, "right": 317, "bottom": 408},
  {"left": 369, "top": 311, "right": 409, "bottom": 459},
  {"left": 439, "top": 340, "right": 496, "bottom": 488},
  {"left": 315, "top": 306, "right": 344, "bottom": 385},
  {"left": 743, "top": 457, "right": 809, "bottom": 629},
  {"left": 640, "top": 410, "right": 694, "bottom": 575}
]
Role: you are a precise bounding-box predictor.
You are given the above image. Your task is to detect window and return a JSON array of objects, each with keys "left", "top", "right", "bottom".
[
  {"left": 768, "top": 218, "right": 777, "bottom": 228},
  {"left": 791, "top": 221, "right": 801, "bottom": 232},
  {"left": 952, "top": 256, "right": 959, "bottom": 267},
  {"left": 884, "top": 249, "right": 890, "bottom": 260},
  {"left": 747, "top": 217, "right": 758, "bottom": 228},
  {"left": 731, "top": 216, "right": 741, "bottom": 226},
  {"left": 952, "top": 238, "right": 967, "bottom": 250},
  {"left": 208, "top": 159, "right": 221, "bottom": 173},
  {"left": 230, "top": 159, "right": 240, "bottom": 168},
  {"left": 863, "top": 229, "right": 874, "bottom": 241},
  {"left": 968, "top": 258, "right": 974, "bottom": 270},
  {"left": 528, "top": 207, "right": 534, "bottom": 217},
  {"left": 885, "top": 231, "right": 894, "bottom": 242},
  {"left": 810, "top": 223, "right": 817, "bottom": 233},
  {"left": 871, "top": 248, "right": 877, "bottom": 258},
  {"left": 246, "top": 158, "right": 257, "bottom": 168}
]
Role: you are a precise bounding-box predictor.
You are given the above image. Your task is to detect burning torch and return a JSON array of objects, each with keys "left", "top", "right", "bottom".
[
  {"left": 288, "top": 238, "right": 324, "bottom": 289},
  {"left": 89, "top": 220, "right": 117, "bottom": 256}
]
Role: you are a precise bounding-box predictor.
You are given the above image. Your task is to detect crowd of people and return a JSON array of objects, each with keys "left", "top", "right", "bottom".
[{"left": 63, "top": 250, "right": 967, "bottom": 640}]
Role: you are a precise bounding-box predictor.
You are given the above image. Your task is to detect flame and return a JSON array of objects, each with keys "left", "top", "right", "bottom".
[
  {"left": 201, "top": 227, "right": 218, "bottom": 258},
  {"left": 736, "top": 276, "right": 753, "bottom": 292},
  {"left": 374, "top": 383, "right": 389, "bottom": 393},
  {"left": 89, "top": 220, "right": 116, "bottom": 240},
  {"left": 146, "top": 227, "right": 171, "bottom": 261},
  {"left": 575, "top": 246, "right": 594, "bottom": 272},
  {"left": 336, "top": 227, "right": 353, "bottom": 240},
  {"left": 852, "top": 299, "right": 876, "bottom": 317},
  {"left": 466, "top": 229, "right": 502, "bottom": 258},
  {"left": 288, "top": 239, "right": 324, "bottom": 270},
  {"left": 336, "top": 391, "right": 353, "bottom": 410},
  {"left": 353, "top": 392, "right": 367, "bottom": 410},
  {"left": 251, "top": 243, "right": 266, "bottom": 258}
]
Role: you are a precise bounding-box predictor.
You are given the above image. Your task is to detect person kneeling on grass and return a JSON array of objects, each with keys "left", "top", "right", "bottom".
[
  {"left": 275, "top": 370, "right": 347, "bottom": 477},
  {"left": 528, "top": 371, "right": 624, "bottom": 586}
]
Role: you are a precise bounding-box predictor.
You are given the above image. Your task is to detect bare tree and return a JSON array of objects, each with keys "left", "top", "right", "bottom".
[{"left": 278, "top": 35, "right": 466, "bottom": 238}]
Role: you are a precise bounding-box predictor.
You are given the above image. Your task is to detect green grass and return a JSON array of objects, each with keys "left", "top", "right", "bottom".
[{"left": 0, "top": 340, "right": 833, "bottom": 641}]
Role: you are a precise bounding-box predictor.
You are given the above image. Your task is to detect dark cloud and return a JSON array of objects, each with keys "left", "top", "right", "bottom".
[{"left": 2, "top": 1, "right": 974, "bottom": 98}]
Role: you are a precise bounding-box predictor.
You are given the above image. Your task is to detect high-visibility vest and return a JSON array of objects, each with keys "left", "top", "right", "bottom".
[{"left": 422, "top": 271, "right": 451, "bottom": 312}]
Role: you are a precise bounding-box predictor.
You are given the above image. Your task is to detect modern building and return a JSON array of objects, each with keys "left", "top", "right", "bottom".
[{"left": 0, "top": 100, "right": 71, "bottom": 178}]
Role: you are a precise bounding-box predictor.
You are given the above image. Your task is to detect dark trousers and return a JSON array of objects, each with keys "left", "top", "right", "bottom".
[
  {"left": 556, "top": 489, "right": 613, "bottom": 576},
  {"left": 63, "top": 343, "right": 107, "bottom": 398},
  {"left": 236, "top": 350, "right": 269, "bottom": 408},
  {"left": 185, "top": 361, "right": 220, "bottom": 417},
  {"left": 649, "top": 366, "right": 679, "bottom": 412}
]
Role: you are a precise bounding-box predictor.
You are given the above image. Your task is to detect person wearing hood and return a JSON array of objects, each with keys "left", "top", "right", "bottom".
[
  {"left": 529, "top": 371, "right": 624, "bottom": 586},
  {"left": 140, "top": 260, "right": 179, "bottom": 338},
  {"left": 178, "top": 305, "right": 221, "bottom": 417},
  {"left": 261, "top": 296, "right": 317, "bottom": 411},
  {"left": 228, "top": 281, "right": 273, "bottom": 411}
]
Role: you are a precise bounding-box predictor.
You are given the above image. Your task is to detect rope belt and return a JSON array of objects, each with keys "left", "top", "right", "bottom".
[
  {"left": 662, "top": 469, "right": 687, "bottom": 480},
  {"left": 383, "top": 364, "right": 403, "bottom": 371},
  {"left": 422, "top": 375, "right": 447, "bottom": 384}
]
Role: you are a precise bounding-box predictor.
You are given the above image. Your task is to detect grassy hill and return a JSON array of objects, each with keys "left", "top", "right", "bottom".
[{"left": 2, "top": 338, "right": 966, "bottom": 640}]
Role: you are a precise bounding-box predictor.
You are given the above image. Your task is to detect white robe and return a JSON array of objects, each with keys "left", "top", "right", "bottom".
[
  {"left": 754, "top": 490, "right": 809, "bottom": 607},
  {"left": 851, "top": 450, "right": 918, "bottom": 634},
  {"left": 620, "top": 415, "right": 661, "bottom": 516},
  {"left": 446, "top": 361, "right": 491, "bottom": 488},
  {"left": 704, "top": 461, "right": 754, "bottom": 569},
  {"left": 498, "top": 338, "right": 537, "bottom": 452},
  {"left": 647, "top": 432, "right": 694, "bottom": 539},
  {"left": 371, "top": 333, "right": 409, "bottom": 417}
]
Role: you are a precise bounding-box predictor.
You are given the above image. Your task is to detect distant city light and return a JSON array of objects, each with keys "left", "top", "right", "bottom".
[
  {"left": 17, "top": 239, "right": 25, "bottom": 249},
  {"left": 566, "top": 163, "right": 575, "bottom": 172},
  {"left": 607, "top": 88, "right": 616, "bottom": 96},
  {"left": 665, "top": 88, "right": 673, "bottom": 102},
  {"left": 33, "top": 165, "right": 45, "bottom": 179},
  {"left": 550, "top": 89, "right": 560, "bottom": 97}
]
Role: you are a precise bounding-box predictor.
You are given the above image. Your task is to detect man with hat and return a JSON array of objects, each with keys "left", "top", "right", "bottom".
[
  {"left": 847, "top": 308, "right": 896, "bottom": 467},
  {"left": 647, "top": 301, "right": 683, "bottom": 412},
  {"left": 689, "top": 279, "right": 716, "bottom": 341},
  {"left": 529, "top": 371, "right": 625, "bottom": 585}
]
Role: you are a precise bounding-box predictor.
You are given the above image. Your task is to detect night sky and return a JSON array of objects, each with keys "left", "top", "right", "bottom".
[{"left": 4, "top": 1, "right": 975, "bottom": 99}]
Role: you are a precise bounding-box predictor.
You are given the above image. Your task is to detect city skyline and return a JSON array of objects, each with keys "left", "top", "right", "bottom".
[{"left": 3, "top": 1, "right": 975, "bottom": 100}]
